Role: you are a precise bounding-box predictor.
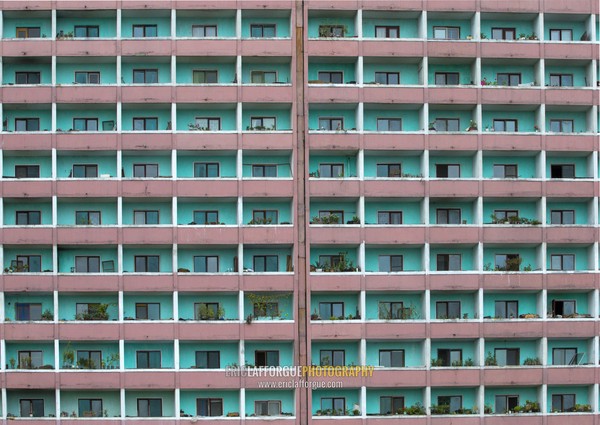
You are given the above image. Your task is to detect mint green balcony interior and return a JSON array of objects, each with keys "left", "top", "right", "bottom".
[
  {"left": 57, "top": 199, "right": 118, "bottom": 225},
  {"left": 429, "top": 109, "right": 475, "bottom": 132},
  {"left": 546, "top": 386, "right": 591, "bottom": 412},
  {"left": 6, "top": 342, "right": 54, "bottom": 368},
  {"left": 310, "top": 200, "right": 358, "bottom": 224},
  {"left": 482, "top": 246, "right": 537, "bottom": 271},
  {"left": 122, "top": 153, "right": 172, "bottom": 177},
  {"left": 362, "top": 12, "right": 420, "bottom": 38},
  {"left": 363, "top": 107, "right": 422, "bottom": 132},
  {"left": 121, "top": 106, "right": 171, "bottom": 131},
  {"left": 244, "top": 199, "right": 293, "bottom": 224},
  {"left": 366, "top": 388, "right": 424, "bottom": 415},
  {"left": 481, "top": 61, "right": 537, "bottom": 85},
  {"left": 176, "top": 10, "right": 236, "bottom": 37},
  {"left": 365, "top": 292, "right": 423, "bottom": 320},
  {"left": 242, "top": 105, "right": 292, "bottom": 131},
  {"left": 365, "top": 340, "right": 424, "bottom": 367},
  {"left": 178, "top": 247, "right": 238, "bottom": 272},
  {"left": 179, "top": 341, "right": 238, "bottom": 369},
  {"left": 481, "top": 108, "right": 536, "bottom": 132},
  {"left": 547, "top": 200, "right": 590, "bottom": 225},
  {"left": 178, "top": 293, "right": 239, "bottom": 320},
  {"left": 309, "top": 153, "right": 358, "bottom": 177},
  {"left": 483, "top": 292, "right": 539, "bottom": 318},
  {"left": 480, "top": 15, "right": 535, "bottom": 39},
  {"left": 122, "top": 200, "right": 172, "bottom": 224},
  {"left": 431, "top": 340, "right": 477, "bottom": 365},
  {"left": 4, "top": 247, "right": 52, "bottom": 272},
  {"left": 547, "top": 339, "right": 592, "bottom": 364},
  {"left": 245, "top": 390, "right": 295, "bottom": 416},
  {"left": 56, "top": 108, "right": 117, "bottom": 132},
  {"left": 428, "top": 16, "right": 473, "bottom": 40},
  {"left": 311, "top": 293, "right": 359, "bottom": 320},
  {"left": 308, "top": 59, "right": 357, "bottom": 83},
  {"left": 123, "top": 294, "right": 173, "bottom": 320},
  {"left": 125, "top": 391, "right": 175, "bottom": 417},
  {"left": 485, "top": 386, "right": 539, "bottom": 414},
  {"left": 61, "top": 391, "right": 121, "bottom": 417},
  {"left": 122, "top": 247, "right": 173, "bottom": 273},
  {"left": 484, "top": 339, "right": 540, "bottom": 365},
  {"left": 547, "top": 292, "right": 591, "bottom": 316},
  {"left": 309, "top": 107, "right": 357, "bottom": 131},
  {"left": 483, "top": 200, "right": 539, "bottom": 223},
  {"left": 311, "top": 341, "right": 359, "bottom": 366},
  {"left": 429, "top": 200, "right": 475, "bottom": 225},
  {"left": 546, "top": 246, "right": 591, "bottom": 271},
  {"left": 430, "top": 246, "right": 476, "bottom": 271},
  {"left": 429, "top": 154, "right": 475, "bottom": 178},
  {"left": 177, "top": 199, "right": 237, "bottom": 225},
  {"left": 3, "top": 13, "right": 51, "bottom": 38},
  {"left": 56, "top": 152, "right": 117, "bottom": 178},
  {"left": 363, "top": 58, "right": 421, "bottom": 85},
  {"left": 59, "top": 342, "right": 119, "bottom": 369},
  {"left": 545, "top": 62, "right": 589, "bottom": 87},
  {"left": 428, "top": 60, "right": 475, "bottom": 85},
  {"left": 3, "top": 199, "right": 52, "bottom": 225},
  {"left": 3, "top": 59, "right": 51, "bottom": 84},
  {"left": 177, "top": 151, "right": 237, "bottom": 177},
  {"left": 56, "top": 13, "right": 117, "bottom": 38},
  {"left": 5, "top": 293, "right": 53, "bottom": 321},
  {"left": 121, "top": 13, "right": 171, "bottom": 38},
  {"left": 310, "top": 246, "right": 359, "bottom": 271},
  {"left": 365, "top": 200, "right": 422, "bottom": 225},
  {"left": 241, "top": 11, "right": 291, "bottom": 38},
  {"left": 242, "top": 58, "right": 291, "bottom": 84},
  {"left": 243, "top": 247, "right": 292, "bottom": 272},
  {"left": 307, "top": 12, "right": 356, "bottom": 38},
  {"left": 177, "top": 104, "right": 237, "bottom": 131},
  {"left": 312, "top": 389, "right": 360, "bottom": 415},
  {"left": 122, "top": 57, "right": 171, "bottom": 84},
  {"left": 3, "top": 152, "right": 52, "bottom": 178},
  {"left": 4, "top": 106, "right": 52, "bottom": 131},
  {"left": 56, "top": 59, "right": 117, "bottom": 84},
  {"left": 431, "top": 387, "right": 477, "bottom": 413},
  {"left": 430, "top": 292, "right": 476, "bottom": 319},
  {"left": 544, "top": 16, "right": 588, "bottom": 40},
  {"left": 364, "top": 153, "right": 422, "bottom": 177},
  {"left": 7, "top": 391, "right": 54, "bottom": 418},
  {"left": 244, "top": 292, "right": 294, "bottom": 320},
  {"left": 58, "top": 294, "right": 118, "bottom": 320},
  {"left": 180, "top": 390, "right": 239, "bottom": 417},
  {"left": 242, "top": 152, "right": 293, "bottom": 177},
  {"left": 365, "top": 247, "right": 423, "bottom": 273},
  {"left": 245, "top": 342, "right": 294, "bottom": 366},
  {"left": 482, "top": 154, "right": 538, "bottom": 179},
  {"left": 124, "top": 342, "right": 174, "bottom": 369},
  {"left": 176, "top": 57, "right": 237, "bottom": 84},
  {"left": 546, "top": 154, "right": 589, "bottom": 178},
  {"left": 546, "top": 110, "right": 588, "bottom": 133}
]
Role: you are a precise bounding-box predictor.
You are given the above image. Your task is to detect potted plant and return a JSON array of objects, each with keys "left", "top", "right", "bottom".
[{"left": 63, "top": 342, "right": 75, "bottom": 368}]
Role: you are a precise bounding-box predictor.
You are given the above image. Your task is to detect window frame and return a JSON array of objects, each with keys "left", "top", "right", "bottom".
[
  {"left": 19, "top": 399, "right": 44, "bottom": 417},
  {"left": 493, "top": 119, "right": 518, "bottom": 132},
  {"left": 74, "top": 25, "right": 99, "bottom": 38},
  {"left": 551, "top": 394, "right": 576, "bottom": 413},
  {"left": 433, "top": 26, "right": 460, "bottom": 40},
  {"left": 78, "top": 398, "right": 103, "bottom": 417},
  {"left": 134, "top": 255, "right": 160, "bottom": 273},
  {"left": 18, "top": 350, "right": 43, "bottom": 368},
  {"left": 135, "top": 303, "right": 161, "bottom": 320},
  {"left": 75, "top": 211, "right": 101, "bottom": 225},
  {"left": 550, "top": 210, "right": 575, "bottom": 225},
  {"left": 252, "top": 255, "right": 279, "bottom": 272},
  {"left": 74, "top": 256, "right": 100, "bottom": 273},
  {"left": 494, "top": 253, "right": 520, "bottom": 271},
  {"left": 250, "top": 70, "right": 278, "bottom": 84},
  {"left": 76, "top": 349, "right": 102, "bottom": 369},
  {"left": 72, "top": 164, "right": 99, "bottom": 178},
  {"left": 436, "top": 208, "right": 462, "bottom": 224},
  {"left": 550, "top": 164, "right": 575, "bottom": 179},
  {"left": 136, "top": 350, "right": 162, "bottom": 368},
  {"left": 374, "top": 71, "right": 400, "bottom": 85},
  {"left": 375, "top": 25, "right": 400, "bottom": 38},
  {"left": 550, "top": 254, "right": 575, "bottom": 271},
  {"left": 255, "top": 350, "right": 280, "bottom": 367},
  {"left": 435, "top": 301, "right": 461, "bottom": 319},
  {"left": 376, "top": 118, "right": 402, "bottom": 131},
  {"left": 380, "top": 396, "right": 404, "bottom": 415},
  {"left": 193, "top": 255, "right": 219, "bottom": 273},
  {"left": 16, "top": 27, "right": 41, "bottom": 38},
  {"left": 377, "top": 211, "right": 403, "bottom": 224},
  {"left": 15, "top": 210, "right": 41, "bottom": 225},
  {"left": 320, "top": 349, "right": 345, "bottom": 366},
  {"left": 436, "top": 254, "right": 462, "bottom": 271},
  {"left": 193, "top": 162, "right": 220, "bottom": 177},
  {"left": 15, "top": 165, "right": 40, "bottom": 178},
  {"left": 378, "top": 301, "right": 403, "bottom": 320},
  {"left": 251, "top": 164, "right": 278, "bottom": 177},
  {"left": 195, "top": 350, "right": 220, "bottom": 369},
  {"left": 15, "top": 303, "right": 43, "bottom": 321},
  {"left": 318, "top": 117, "right": 344, "bottom": 131},
  {"left": 435, "top": 164, "right": 461, "bottom": 178},
  {"left": 317, "top": 71, "right": 343, "bottom": 84},
  {"left": 250, "top": 116, "right": 276, "bottom": 130},
  {"left": 132, "top": 24, "right": 158, "bottom": 38},
  {"left": 376, "top": 163, "right": 402, "bottom": 177},
  {"left": 491, "top": 27, "right": 516, "bottom": 40},
  {"left": 74, "top": 71, "right": 100, "bottom": 84},
  {"left": 250, "top": 24, "right": 277, "bottom": 38},
  {"left": 132, "top": 68, "right": 159, "bottom": 84},
  {"left": 493, "top": 164, "right": 518, "bottom": 178},
  {"left": 195, "top": 302, "right": 220, "bottom": 320},
  {"left": 15, "top": 255, "right": 42, "bottom": 272},
  {"left": 132, "top": 117, "right": 159, "bottom": 131},
  {"left": 319, "top": 301, "right": 344, "bottom": 320},
  {"left": 318, "top": 25, "right": 345, "bottom": 38},
  {"left": 192, "top": 69, "right": 218, "bottom": 84},
  {"left": 552, "top": 299, "right": 576, "bottom": 317},
  {"left": 254, "top": 400, "right": 282, "bottom": 416},
  {"left": 494, "top": 347, "right": 520, "bottom": 366},
  {"left": 549, "top": 28, "right": 573, "bottom": 41},
  {"left": 253, "top": 301, "right": 279, "bottom": 318},
  {"left": 15, "top": 71, "right": 41, "bottom": 84},
  {"left": 437, "top": 395, "right": 462, "bottom": 414},
  {"left": 379, "top": 349, "right": 405, "bottom": 367},
  {"left": 192, "top": 25, "right": 217, "bottom": 37},
  {"left": 549, "top": 119, "right": 574, "bottom": 133},
  {"left": 318, "top": 163, "right": 344, "bottom": 178},
  {"left": 495, "top": 395, "right": 519, "bottom": 414},
  {"left": 437, "top": 348, "right": 462, "bottom": 367},
  {"left": 496, "top": 73, "right": 521, "bottom": 86},
  {"left": 549, "top": 73, "right": 573, "bottom": 87},
  {"left": 73, "top": 118, "right": 99, "bottom": 132},
  {"left": 434, "top": 118, "right": 460, "bottom": 132},
  {"left": 137, "top": 398, "right": 162, "bottom": 417},
  {"left": 252, "top": 210, "right": 279, "bottom": 224},
  {"left": 15, "top": 118, "right": 40, "bottom": 132},
  {"left": 197, "top": 397, "right": 223, "bottom": 416},
  {"left": 378, "top": 254, "right": 404, "bottom": 272},
  {"left": 434, "top": 72, "right": 460, "bottom": 85},
  {"left": 133, "top": 210, "right": 159, "bottom": 225},
  {"left": 193, "top": 210, "right": 219, "bottom": 225},
  {"left": 552, "top": 347, "right": 578, "bottom": 365},
  {"left": 495, "top": 300, "right": 519, "bottom": 319},
  {"left": 132, "top": 163, "right": 159, "bottom": 178}
]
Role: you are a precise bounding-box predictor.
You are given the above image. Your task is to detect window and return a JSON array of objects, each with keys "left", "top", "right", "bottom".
[
  {"left": 73, "top": 118, "right": 98, "bottom": 131},
  {"left": 549, "top": 119, "right": 574, "bottom": 133},
  {"left": 15, "top": 303, "right": 42, "bottom": 321},
  {"left": 16, "top": 27, "right": 41, "bottom": 38},
  {"left": 320, "top": 350, "right": 345, "bottom": 366},
  {"left": 434, "top": 72, "right": 460, "bottom": 85},
  {"left": 378, "top": 211, "right": 403, "bottom": 224},
  {"left": 549, "top": 29, "right": 572, "bottom": 41},
  {"left": 495, "top": 395, "right": 519, "bottom": 414},
  {"left": 76, "top": 211, "right": 101, "bottom": 225},
  {"left": 375, "top": 26, "right": 399, "bottom": 38},
  {"left": 319, "top": 163, "right": 344, "bottom": 178},
  {"left": 252, "top": 164, "right": 278, "bottom": 177},
  {"left": 15, "top": 72, "right": 41, "bottom": 84},
  {"left": 497, "top": 73, "right": 521, "bottom": 86},
  {"left": 250, "top": 24, "right": 276, "bottom": 37},
  {"left": 253, "top": 255, "right": 279, "bottom": 272},
  {"left": 133, "top": 69, "right": 158, "bottom": 84},
  {"left": 436, "top": 254, "right": 461, "bottom": 271},
  {"left": 552, "top": 300, "right": 576, "bottom": 317},
  {"left": 192, "top": 70, "right": 218, "bottom": 84},
  {"left": 493, "top": 164, "right": 518, "bottom": 178},
  {"left": 75, "top": 71, "right": 100, "bottom": 84},
  {"left": 250, "top": 117, "right": 276, "bottom": 130},
  {"left": 78, "top": 399, "right": 103, "bottom": 417},
  {"left": 132, "top": 118, "right": 158, "bottom": 131},
  {"left": 195, "top": 351, "right": 220, "bottom": 369},
  {"left": 74, "top": 26, "right": 99, "bottom": 38},
  {"left": 251, "top": 71, "right": 277, "bottom": 84},
  {"left": 18, "top": 350, "right": 42, "bottom": 368},
  {"left": 436, "top": 208, "right": 462, "bottom": 224},
  {"left": 135, "top": 256, "right": 160, "bottom": 272},
  {"left": 552, "top": 347, "right": 577, "bottom": 365},
  {"left": 75, "top": 303, "right": 101, "bottom": 317},
  {"left": 495, "top": 300, "right": 518, "bottom": 319},
  {"left": 72, "top": 164, "right": 98, "bottom": 178},
  {"left": 495, "top": 254, "right": 520, "bottom": 271},
  {"left": 75, "top": 256, "right": 100, "bottom": 273},
  {"left": 435, "top": 164, "right": 460, "bottom": 178},
  {"left": 436, "top": 301, "right": 461, "bottom": 319},
  {"left": 137, "top": 399, "right": 162, "bottom": 417},
  {"left": 378, "top": 301, "right": 403, "bottom": 319},
  {"left": 374, "top": 71, "right": 400, "bottom": 85},
  {"left": 133, "top": 210, "right": 159, "bottom": 225},
  {"left": 378, "top": 255, "right": 403, "bottom": 272},
  {"left": 15, "top": 118, "right": 40, "bottom": 131},
  {"left": 321, "top": 398, "right": 345, "bottom": 414},
  {"left": 318, "top": 117, "right": 344, "bottom": 131},
  {"left": 133, "top": 164, "right": 159, "bottom": 178},
  {"left": 19, "top": 399, "right": 44, "bottom": 417},
  {"left": 437, "top": 349, "right": 462, "bottom": 366},
  {"left": 197, "top": 398, "right": 223, "bottom": 416},
  {"left": 433, "top": 26, "right": 460, "bottom": 40},
  {"left": 494, "top": 210, "right": 519, "bottom": 221},
  {"left": 318, "top": 210, "right": 344, "bottom": 223},
  {"left": 15, "top": 165, "right": 40, "bottom": 178},
  {"left": 317, "top": 71, "right": 343, "bottom": 84},
  {"left": 552, "top": 394, "right": 576, "bottom": 412},
  {"left": 495, "top": 348, "right": 520, "bottom": 366},
  {"left": 319, "top": 302, "right": 344, "bottom": 320},
  {"left": 550, "top": 164, "right": 575, "bottom": 179},
  {"left": 491, "top": 27, "right": 516, "bottom": 40},
  {"left": 15, "top": 211, "right": 41, "bottom": 225},
  {"left": 192, "top": 25, "right": 217, "bottom": 37},
  {"left": 379, "top": 350, "right": 405, "bottom": 367},
  {"left": 549, "top": 74, "right": 573, "bottom": 87},
  {"left": 255, "top": 350, "right": 279, "bottom": 367},
  {"left": 195, "top": 302, "right": 220, "bottom": 320},
  {"left": 136, "top": 351, "right": 161, "bottom": 368},
  {"left": 194, "top": 256, "right": 219, "bottom": 273},
  {"left": 77, "top": 350, "right": 102, "bottom": 369},
  {"left": 194, "top": 162, "right": 220, "bottom": 177},
  {"left": 319, "top": 25, "right": 345, "bottom": 37},
  {"left": 550, "top": 210, "right": 575, "bottom": 225},
  {"left": 193, "top": 210, "right": 219, "bottom": 224},
  {"left": 14, "top": 255, "right": 42, "bottom": 272},
  {"left": 380, "top": 396, "right": 404, "bottom": 415},
  {"left": 493, "top": 119, "right": 518, "bottom": 132},
  {"left": 437, "top": 396, "right": 462, "bottom": 413},
  {"left": 253, "top": 302, "right": 279, "bottom": 317},
  {"left": 135, "top": 303, "right": 160, "bottom": 320},
  {"left": 254, "top": 400, "right": 281, "bottom": 416},
  {"left": 252, "top": 210, "right": 278, "bottom": 224},
  {"left": 550, "top": 254, "right": 575, "bottom": 271},
  {"left": 194, "top": 117, "right": 221, "bottom": 131},
  {"left": 132, "top": 25, "right": 157, "bottom": 38},
  {"left": 377, "top": 118, "right": 402, "bottom": 131},
  {"left": 434, "top": 118, "right": 460, "bottom": 131}
]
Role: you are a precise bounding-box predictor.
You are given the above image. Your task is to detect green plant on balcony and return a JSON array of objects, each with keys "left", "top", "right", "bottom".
[
  {"left": 311, "top": 214, "right": 340, "bottom": 224},
  {"left": 451, "top": 359, "right": 463, "bottom": 367},
  {"left": 63, "top": 342, "right": 75, "bottom": 368},
  {"left": 523, "top": 357, "right": 541, "bottom": 366},
  {"left": 318, "top": 24, "right": 348, "bottom": 38},
  {"left": 197, "top": 304, "right": 225, "bottom": 320},
  {"left": 573, "top": 404, "right": 592, "bottom": 412},
  {"left": 466, "top": 120, "right": 478, "bottom": 131},
  {"left": 484, "top": 405, "right": 493, "bottom": 414},
  {"left": 480, "top": 32, "right": 488, "bottom": 39},
  {"left": 399, "top": 403, "right": 426, "bottom": 415},
  {"left": 4, "top": 263, "right": 29, "bottom": 273},
  {"left": 519, "top": 400, "right": 540, "bottom": 413},
  {"left": 485, "top": 351, "right": 498, "bottom": 366},
  {"left": 105, "top": 353, "right": 119, "bottom": 369},
  {"left": 430, "top": 404, "right": 450, "bottom": 415},
  {"left": 9, "top": 358, "right": 15, "bottom": 369},
  {"left": 248, "top": 217, "right": 273, "bottom": 225},
  {"left": 463, "top": 358, "right": 474, "bottom": 366},
  {"left": 247, "top": 292, "right": 290, "bottom": 319},
  {"left": 41, "top": 309, "right": 54, "bottom": 321},
  {"left": 19, "top": 356, "right": 33, "bottom": 369},
  {"left": 490, "top": 214, "right": 541, "bottom": 225},
  {"left": 76, "top": 357, "right": 98, "bottom": 369},
  {"left": 347, "top": 215, "right": 360, "bottom": 224},
  {"left": 75, "top": 303, "right": 110, "bottom": 321},
  {"left": 431, "top": 358, "right": 444, "bottom": 367}
]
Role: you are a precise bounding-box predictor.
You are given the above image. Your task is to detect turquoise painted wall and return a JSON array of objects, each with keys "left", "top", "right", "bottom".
[
  {"left": 484, "top": 387, "right": 538, "bottom": 413},
  {"left": 57, "top": 201, "right": 118, "bottom": 225},
  {"left": 431, "top": 341, "right": 476, "bottom": 364},
  {"left": 7, "top": 391, "right": 55, "bottom": 417},
  {"left": 363, "top": 18, "right": 419, "bottom": 38},
  {"left": 484, "top": 340, "right": 538, "bottom": 365},
  {"left": 58, "top": 294, "right": 118, "bottom": 321},
  {"left": 242, "top": 248, "right": 291, "bottom": 272},
  {"left": 480, "top": 19, "right": 534, "bottom": 38},
  {"left": 4, "top": 201, "right": 52, "bottom": 225},
  {"left": 308, "top": 109, "right": 356, "bottom": 130},
  {"left": 365, "top": 293, "right": 423, "bottom": 320},
  {"left": 242, "top": 108, "right": 291, "bottom": 130},
  {"left": 60, "top": 391, "right": 121, "bottom": 417},
  {"left": 311, "top": 293, "right": 359, "bottom": 319},
  {"left": 429, "top": 247, "right": 476, "bottom": 271},
  {"left": 546, "top": 111, "right": 587, "bottom": 133},
  {"left": 311, "top": 389, "right": 360, "bottom": 414},
  {"left": 125, "top": 391, "right": 175, "bottom": 417},
  {"left": 177, "top": 154, "right": 237, "bottom": 177},
  {"left": 365, "top": 247, "right": 422, "bottom": 272},
  {"left": 242, "top": 62, "right": 291, "bottom": 84},
  {"left": 483, "top": 292, "right": 538, "bottom": 317},
  {"left": 56, "top": 154, "right": 117, "bottom": 178},
  {"left": 178, "top": 294, "right": 238, "bottom": 320},
  {"left": 3, "top": 18, "right": 51, "bottom": 38},
  {"left": 308, "top": 17, "right": 355, "bottom": 38},
  {"left": 124, "top": 342, "right": 174, "bottom": 368},
  {"left": 365, "top": 341, "right": 423, "bottom": 367},
  {"left": 4, "top": 248, "right": 52, "bottom": 272},
  {"left": 365, "top": 201, "right": 422, "bottom": 225},
  {"left": 242, "top": 155, "right": 292, "bottom": 177},
  {"left": 483, "top": 201, "right": 538, "bottom": 223},
  {"left": 245, "top": 342, "right": 293, "bottom": 366},
  {"left": 123, "top": 294, "right": 173, "bottom": 320},
  {"left": 366, "top": 388, "right": 423, "bottom": 414},
  {"left": 243, "top": 293, "right": 293, "bottom": 320},
  {"left": 178, "top": 248, "right": 238, "bottom": 272},
  {"left": 547, "top": 246, "right": 589, "bottom": 270},
  {"left": 179, "top": 342, "right": 238, "bottom": 369},
  {"left": 429, "top": 201, "right": 475, "bottom": 224},
  {"left": 363, "top": 109, "right": 421, "bottom": 132},
  {"left": 545, "top": 64, "right": 587, "bottom": 87},
  {"left": 6, "top": 109, "right": 52, "bottom": 131},
  {"left": 429, "top": 155, "right": 475, "bottom": 177},
  {"left": 482, "top": 156, "right": 537, "bottom": 178},
  {"left": 311, "top": 342, "right": 359, "bottom": 366},
  {"left": 364, "top": 154, "right": 421, "bottom": 176},
  {"left": 176, "top": 61, "right": 236, "bottom": 84},
  {"left": 546, "top": 156, "right": 588, "bottom": 178},
  {"left": 309, "top": 247, "right": 358, "bottom": 269},
  {"left": 428, "top": 63, "right": 473, "bottom": 85},
  {"left": 180, "top": 390, "right": 239, "bottom": 416},
  {"left": 546, "top": 201, "right": 588, "bottom": 225},
  {"left": 363, "top": 63, "right": 420, "bottom": 85},
  {"left": 121, "top": 108, "right": 171, "bottom": 131},
  {"left": 428, "top": 19, "right": 472, "bottom": 39},
  {"left": 244, "top": 201, "right": 292, "bottom": 224},
  {"left": 483, "top": 247, "right": 537, "bottom": 271},
  {"left": 3, "top": 62, "right": 52, "bottom": 84},
  {"left": 121, "top": 17, "right": 171, "bottom": 37},
  {"left": 177, "top": 201, "right": 237, "bottom": 225},
  {"left": 122, "top": 155, "right": 171, "bottom": 177},
  {"left": 56, "top": 17, "right": 117, "bottom": 37},
  {"left": 5, "top": 342, "right": 54, "bottom": 367},
  {"left": 480, "top": 64, "right": 536, "bottom": 85},
  {"left": 5, "top": 294, "right": 53, "bottom": 321},
  {"left": 431, "top": 387, "right": 477, "bottom": 410},
  {"left": 310, "top": 200, "right": 358, "bottom": 224},
  {"left": 3, "top": 155, "right": 52, "bottom": 178},
  {"left": 309, "top": 154, "right": 357, "bottom": 177},
  {"left": 308, "top": 62, "right": 356, "bottom": 83},
  {"left": 547, "top": 339, "right": 590, "bottom": 364},
  {"left": 244, "top": 390, "right": 294, "bottom": 415},
  {"left": 122, "top": 61, "right": 171, "bottom": 84},
  {"left": 56, "top": 62, "right": 117, "bottom": 84},
  {"left": 122, "top": 247, "right": 173, "bottom": 273},
  {"left": 241, "top": 17, "right": 291, "bottom": 38},
  {"left": 176, "top": 17, "right": 236, "bottom": 37},
  {"left": 177, "top": 108, "right": 236, "bottom": 131},
  {"left": 56, "top": 109, "right": 117, "bottom": 132},
  {"left": 122, "top": 201, "right": 172, "bottom": 225},
  {"left": 481, "top": 110, "right": 536, "bottom": 132}
]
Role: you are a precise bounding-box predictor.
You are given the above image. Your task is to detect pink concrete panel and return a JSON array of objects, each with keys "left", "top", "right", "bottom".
[
  {"left": 122, "top": 226, "right": 173, "bottom": 244},
  {"left": 365, "top": 273, "right": 425, "bottom": 291},
  {"left": 546, "top": 226, "right": 597, "bottom": 244},
  {"left": 116, "top": 0, "right": 166, "bottom": 8},
  {"left": 241, "top": 85, "right": 294, "bottom": 103},
  {"left": 59, "top": 371, "right": 120, "bottom": 389},
  {"left": 482, "top": 133, "right": 542, "bottom": 151},
  {"left": 56, "top": 132, "right": 118, "bottom": 150},
  {"left": 2, "top": 1, "right": 53, "bottom": 9},
  {"left": 242, "top": 132, "right": 294, "bottom": 150},
  {"left": 242, "top": 273, "right": 295, "bottom": 292},
  {"left": 430, "top": 415, "right": 480, "bottom": 424},
  {"left": 309, "top": 226, "right": 361, "bottom": 244},
  {"left": 2, "top": 86, "right": 52, "bottom": 103},
  {"left": 56, "top": 180, "right": 119, "bottom": 197},
  {"left": 55, "top": 0, "right": 118, "bottom": 8},
  {"left": 174, "top": 85, "right": 237, "bottom": 103},
  {"left": 306, "top": 39, "right": 360, "bottom": 57},
  {"left": 121, "top": 39, "right": 172, "bottom": 56},
  {"left": 123, "top": 371, "right": 176, "bottom": 389},
  {"left": 360, "top": 0, "right": 423, "bottom": 10},
  {"left": 123, "top": 274, "right": 174, "bottom": 292},
  {"left": 481, "top": 0, "right": 539, "bottom": 12},
  {"left": 309, "top": 273, "right": 361, "bottom": 291},
  {"left": 3, "top": 274, "right": 54, "bottom": 292},
  {"left": 365, "top": 133, "right": 426, "bottom": 151},
  {"left": 59, "top": 323, "right": 119, "bottom": 340},
  {"left": 429, "top": 226, "right": 479, "bottom": 244},
  {"left": 544, "top": 43, "right": 596, "bottom": 60},
  {"left": 56, "top": 85, "right": 118, "bottom": 103},
  {"left": 174, "top": 0, "right": 238, "bottom": 9},
  {"left": 430, "top": 321, "right": 479, "bottom": 338},
  {"left": 309, "top": 419, "right": 362, "bottom": 425},
  {"left": 426, "top": 0, "right": 477, "bottom": 10},
  {"left": 2, "top": 227, "right": 53, "bottom": 245},
  {"left": 364, "top": 322, "right": 427, "bottom": 339},
  {"left": 307, "top": 85, "right": 360, "bottom": 103},
  {"left": 61, "top": 421, "right": 121, "bottom": 425},
  {"left": 310, "top": 178, "right": 360, "bottom": 196},
  {"left": 56, "top": 227, "right": 119, "bottom": 245},
  {"left": 310, "top": 322, "right": 362, "bottom": 339},
  {"left": 179, "top": 371, "right": 242, "bottom": 389},
  {"left": 309, "top": 133, "right": 360, "bottom": 150},
  {"left": 546, "top": 367, "right": 597, "bottom": 385},
  {"left": 480, "top": 42, "right": 542, "bottom": 59},
  {"left": 122, "top": 132, "right": 173, "bottom": 150},
  {"left": 482, "top": 321, "right": 543, "bottom": 338},
  {"left": 241, "top": 39, "right": 293, "bottom": 56},
  {"left": 56, "top": 39, "right": 118, "bottom": 56},
  {"left": 429, "top": 273, "right": 480, "bottom": 291},
  {"left": 546, "top": 415, "right": 595, "bottom": 425},
  {"left": 306, "top": 0, "right": 359, "bottom": 9},
  {"left": 174, "top": 132, "right": 237, "bottom": 150},
  {"left": 364, "top": 86, "right": 425, "bottom": 104},
  {"left": 243, "top": 322, "right": 295, "bottom": 340},
  {"left": 364, "top": 226, "right": 426, "bottom": 244},
  {"left": 242, "top": 179, "right": 295, "bottom": 197},
  {"left": 428, "top": 133, "right": 477, "bottom": 151},
  {"left": 430, "top": 368, "right": 480, "bottom": 386},
  {"left": 546, "top": 272, "right": 597, "bottom": 290},
  {"left": 58, "top": 274, "right": 119, "bottom": 292},
  {"left": 2, "top": 180, "right": 52, "bottom": 197},
  {"left": 428, "top": 87, "right": 477, "bottom": 104},
  {"left": 123, "top": 322, "right": 175, "bottom": 340},
  {"left": 483, "top": 272, "right": 543, "bottom": 290},
  {"left": 178, "top": 322, "right": 241, "bottom": 340},
  {"left": 544, "top": 88, "right": 594, "bottom": 106},
  {"left": 484, "top": 415, "right": 543, "bottom": 425},
  {"left": 483, "top": 367, "right": 543, "bottom": 386},
  {"left": 481, "top": 88, "right": 542, "bottom": 105},
  {"left": 177, "top": 273, "right": 239, "bottom": 292},
  {"left": 121, "top": 85, "right": 173, "bottom": 103},
  {"left": 2, "top": 40, "right": 52, "bottom": 57},
  {"left": 176, "top": 226, "right": 238, "bottom": 245},
  {"left": 121, "top": 179, "right": 174, "bottom": 197},
  {"left": 482, "top": 180, "right": 542, "bottom": 197},
  {"left": 238, "top": 0, "right": 294, "bottom": 8},
  {"left": 242, "top": 226, "right": 295, "bottom": 244},
  {"left": 363, "top": 180, "right": 425, "bottom": 197},
  {"left": 367, "top": 369, "right": 427, "bottom": 387},
  {"left": 482, "top": 226, "right": 542, "bottom": 244},
  {"left": 545, "top": 320, "right": 595, "bottom": 338},
  {"left": 427, "top": 41, "right": 477, "bottom": 58},
  {"left": 175, "top": 39, "right": 237, "bottom": 56},
  {"left": 1, "top": 133, "right": 52, "bottom": 150},
  {"left": 176, "top": 179, "right": 238, "bottom": 197},
  {"left": 545, "top": 181, "right": 595, "bottom": 197},
  {"left": 122, "top": 420, "right": 176, "bottom": 425},
  {"left": 365, "top": 418, "right": 426, "bottom": 425},
  {"left": 5, "top": 372, "right": 56, "bottom": 389},
  {"left": 545, "top": 134, "right": 596, "bottom": 152},
  {"left": 428, "top": 180, "right": 479, "bottom": 197},
  {"left": 362, "top": 40, "right": 425, "bottom": 57}
]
